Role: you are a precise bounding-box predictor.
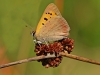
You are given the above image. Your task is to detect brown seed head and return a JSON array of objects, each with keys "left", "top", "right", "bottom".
[{"left": 34, "top": 38, "right": 74, "bottom": 68}]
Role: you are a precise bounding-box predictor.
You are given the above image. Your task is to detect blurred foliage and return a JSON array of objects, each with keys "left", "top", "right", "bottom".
[{"left": 0, "top": 0, "right": 100, "bottom": 75}]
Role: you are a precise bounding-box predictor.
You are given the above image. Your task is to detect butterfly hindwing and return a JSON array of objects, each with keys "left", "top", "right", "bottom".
[{"left": 36, "top": 16, "right": 70, "bottom": 42}]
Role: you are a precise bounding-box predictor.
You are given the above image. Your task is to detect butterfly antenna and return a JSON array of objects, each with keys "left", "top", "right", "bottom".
[
  {"left": 23, "top": 19, "right": 34, "bottom": 30},
  {"left": 25, "top": 24, "right": 33, "bottom": 30}
]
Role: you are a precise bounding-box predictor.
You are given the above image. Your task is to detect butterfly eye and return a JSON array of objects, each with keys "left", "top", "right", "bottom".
[{"left": 32, "top": 31, "right": 36, "bottom": 36}]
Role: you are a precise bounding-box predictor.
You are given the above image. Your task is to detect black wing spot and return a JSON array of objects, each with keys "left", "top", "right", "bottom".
[
  {"left": 44, "top": 18, "right": 48, "bottom": 21},
  {"left": 55, "top": 13, "right": 57, "bottom": 15},
  {"left": 50, "top": 17, "right": 51, "bottom": 18},
  {"left": 48, "top": 12, "right": 52, "bottom": 15},
  {"left": 42, "top": 23, "right": 44, "bottom": 25},
  {"left": 50, "top": 13, "right": 52, "bottom": 15},
  {"left": 46, "top": 13, "right": 47, "bottom": 14},
  {"left": 48, "top": 12, "right": 50, "bottom": 14}
]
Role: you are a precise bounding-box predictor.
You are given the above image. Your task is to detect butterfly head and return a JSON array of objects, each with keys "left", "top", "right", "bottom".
[
  {"left": 31, "top": 31, "right": 36, "bottom": 36},
  {"left": 31, "top": 31, "right": 42, "bottom": 44},
  {"left": 31, "top": 31, "right": 37, "bottom": 42}
]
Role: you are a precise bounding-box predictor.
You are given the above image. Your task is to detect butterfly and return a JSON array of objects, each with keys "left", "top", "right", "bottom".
[{"left": 32, "top": 3, "right": 70, "bottom": 44}]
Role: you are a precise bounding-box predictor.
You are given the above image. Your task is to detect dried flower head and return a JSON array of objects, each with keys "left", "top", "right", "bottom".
[{"left": 34, "top": 38, "right": 74, "bottom": 68}]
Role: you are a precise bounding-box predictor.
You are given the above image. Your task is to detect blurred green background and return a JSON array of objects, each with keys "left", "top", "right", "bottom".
[{"left": 0, "top": 0, "right": 100, "bottom": 75}]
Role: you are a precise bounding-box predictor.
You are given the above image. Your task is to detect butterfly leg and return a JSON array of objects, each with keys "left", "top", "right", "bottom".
[
  {"left": 43, "top": 38, "right": 49, "bottom": 47},
  {"left": 33, "top": 40, "right": 42, "bottom": 48},
  {"left": 33, "top": 39, "right": 37, "bottom": 43}
]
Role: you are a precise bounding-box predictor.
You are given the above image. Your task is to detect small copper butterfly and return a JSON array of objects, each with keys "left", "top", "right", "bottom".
[{"left": 32, "top": 3, "right": 70, "bottom": 43}]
